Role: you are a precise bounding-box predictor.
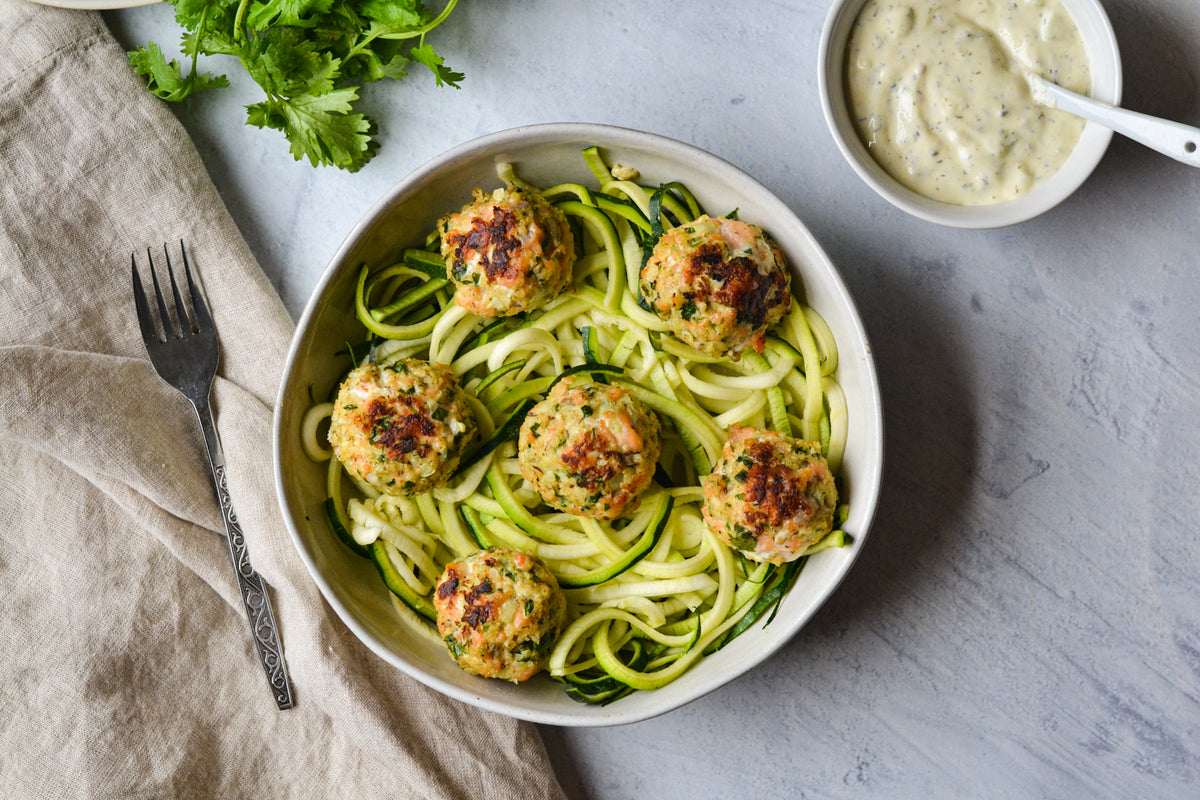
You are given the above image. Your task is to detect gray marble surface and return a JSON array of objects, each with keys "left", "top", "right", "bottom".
[{"left": 104, "top": 1, "right": 1200, "bottom": 797}]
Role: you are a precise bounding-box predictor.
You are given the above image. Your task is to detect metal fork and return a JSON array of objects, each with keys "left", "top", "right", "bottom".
[{"left": 132, "top": 242, "right": 294, "bottom": 710}]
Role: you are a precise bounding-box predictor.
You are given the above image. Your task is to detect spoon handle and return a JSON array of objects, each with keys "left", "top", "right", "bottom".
[{"left": 1026, "top": 74, "right": 1200, "bottom": 168}]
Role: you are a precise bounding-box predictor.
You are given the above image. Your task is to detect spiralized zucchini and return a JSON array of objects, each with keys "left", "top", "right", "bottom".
[{"left": 303, "top": 146, "right": 850, "bottom": 704}]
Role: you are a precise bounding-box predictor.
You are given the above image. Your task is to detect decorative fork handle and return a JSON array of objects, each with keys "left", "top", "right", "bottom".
[{"left": 191, "top": 394, "right": 295, "bottom": 710}]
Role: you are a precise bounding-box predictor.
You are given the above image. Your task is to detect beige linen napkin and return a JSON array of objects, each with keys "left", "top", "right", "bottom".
[{"left": 0, "top": 4, "right": 566, "bottom": 798}]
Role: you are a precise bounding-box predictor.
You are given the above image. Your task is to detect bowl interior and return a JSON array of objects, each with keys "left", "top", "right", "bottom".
[
  {"left": 818, "top": 0, "right": 1122, "bottom": 228},
  {"left": 274, "top": 123, "right": 884, "bottom": 726}
]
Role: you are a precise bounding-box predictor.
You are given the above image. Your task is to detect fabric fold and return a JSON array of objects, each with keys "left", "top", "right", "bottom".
[{"left": 0, "top": 4, "right": 565, "bottom": 798}]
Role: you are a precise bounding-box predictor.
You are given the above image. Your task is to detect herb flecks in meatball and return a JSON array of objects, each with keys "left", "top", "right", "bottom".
[
  {"left": 518, "top": 376, "right": 661, "bottom": 519},
  {"left": 434, "top": 547, "right": 566, "bottom": 683},
  {"left": 440, "top": 185, "right": 575, "bottom": 317},
  {"left": 640, "top": 215, "right": 791, "bottom": 358},
  {"left": 702, "top": 427, "right": 837, "bottom": 564},
  {"left": 328, "top": 359, "right": 477, "bottom": 496}
]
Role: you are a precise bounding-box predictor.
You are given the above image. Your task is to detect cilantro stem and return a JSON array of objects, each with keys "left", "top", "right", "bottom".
[
  {"left": 132, "top": 0, "right": 462, "bottom": 170},
  {"left": 233, "top": 0, "right": 251, "bottom": 42},
  {"left": 189, "top": 6, "right": 210, "bottom": 82},
  {"left": 375, "top": 0, "right": 459, "bottom": 41},
  {"left": 347, "top": 0, "right": 459, "bottom": 62}
]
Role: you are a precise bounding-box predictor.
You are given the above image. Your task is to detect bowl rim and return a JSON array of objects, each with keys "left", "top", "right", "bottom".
[
  {"left": 817, "top": 0, "right": 1123, "bottom": 229},
  {"left": 273, "top": 122, "right": 885, "bottom": 726}
]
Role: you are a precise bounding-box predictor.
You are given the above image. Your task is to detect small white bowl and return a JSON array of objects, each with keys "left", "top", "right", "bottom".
[
  {"left": 274, "top": 123, "right": 884, "bottom": 726},
  {"left": 818, "top": 0, "right": 1122, "bottom": 228}
]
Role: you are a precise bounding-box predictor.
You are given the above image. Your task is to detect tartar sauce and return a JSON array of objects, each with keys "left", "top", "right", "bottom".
[{"left": 845, "top": 0, "right": 1090, "bottom": 205}]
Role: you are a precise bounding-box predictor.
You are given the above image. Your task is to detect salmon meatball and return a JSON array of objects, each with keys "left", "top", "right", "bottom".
[
  {"left": 439, "top": 185, "right": 576, "bottom": 317},
  {"left": 328, "top": 359, "right": 477, "bottom": 496},
  {"left": 702, "top": 426, "right": 837, "bottom": 564},
  {"left": 434, "top": 547, "right": 566, "bottom": 683},
  {"left": 518, "top": 376, "right": 661, "bottom": 519},
  {"left": 639, "top": 214, "right": 791, "bottom": 358}
]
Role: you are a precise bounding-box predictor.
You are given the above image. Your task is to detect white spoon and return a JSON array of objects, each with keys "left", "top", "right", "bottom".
[{"left": 1025, "top": 73, "right": 1200, "bottom": 168}]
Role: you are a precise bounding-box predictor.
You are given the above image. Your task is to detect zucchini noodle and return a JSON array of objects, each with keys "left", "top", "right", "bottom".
[{"left": 305, "top": 146, "right": 851, "bottom": 705}]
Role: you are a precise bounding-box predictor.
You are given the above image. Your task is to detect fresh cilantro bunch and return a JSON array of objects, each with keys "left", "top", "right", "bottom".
[{"left": 129, "top": 0, "right": 463, "bottom": 171}]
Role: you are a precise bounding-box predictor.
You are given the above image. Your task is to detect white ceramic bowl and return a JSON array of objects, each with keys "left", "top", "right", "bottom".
[
  {"left": 274, "top": 123, "right": 884, "bottom": 726},
  {"left": 818, "top": 0, "right": 1122, "bottom": 228}
]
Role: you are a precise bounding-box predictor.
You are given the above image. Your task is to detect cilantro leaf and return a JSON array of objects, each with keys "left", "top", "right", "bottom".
[
  {"left": 359, "top": 0, "right": 425, "bottom": 29},
  {"left": 128, "top": 41, "right": 228, "bottom": 102},
  {"left": 129, "top": 0, "right": 462, "bottom": 171},
  {"left": 251, "top": 34, "right": 339, "bottom": 97},
  {"left": 171, "top": 0, "right": 231, "bottom": 28},
  {"left": 409, "top": 43, "right": 464, "bottom": 88},
  {"left": 246, "top": 88, "right": 378, "bottom": 172},
  {"left": 342, "top": 48, "right": 408, "bottom": 84},
  {"left": 381, "top": 54, "right": 412, "bottom": 82},
  {"left": 247, "top": 0, "right": 334, "bottom": 31}
]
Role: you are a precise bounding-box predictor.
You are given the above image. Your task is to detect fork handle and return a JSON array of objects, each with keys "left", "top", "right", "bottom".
[{"left": 192, "top": 395, "right": 295, "bottom": 710}]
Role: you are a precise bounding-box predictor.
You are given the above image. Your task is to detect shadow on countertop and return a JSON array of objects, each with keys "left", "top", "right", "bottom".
[
  {"left": 770, "top": 0, "right": 1200, "bottom": 649},
  {"left": 537, "top": 229, "right": 982, "bottom": 799},
  {"left": 1074, "top": 0, "right": 1200, "bottom": 182},
  {"left": 805, "top": 236, "right": 978, "bottom": 632},
  {"left": 1108, "top": 0, "right": 1200, "bottom": 124}
]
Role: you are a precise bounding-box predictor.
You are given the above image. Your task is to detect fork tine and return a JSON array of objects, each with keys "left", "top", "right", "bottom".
[
  {"left": 179, "top": 240, "right": 213, "bottom": 331},
  {"left": 147, "top": 247, "right": 178, "bottom": 339},
  {"left": 163, "top": 243, "right": 192, "bottom": 334},
  {"left": 128, "top": 242, "right": 293, "bottom": 708},
  {"left": 131, "top": 253, "right": 161, "bottom": 343}
]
